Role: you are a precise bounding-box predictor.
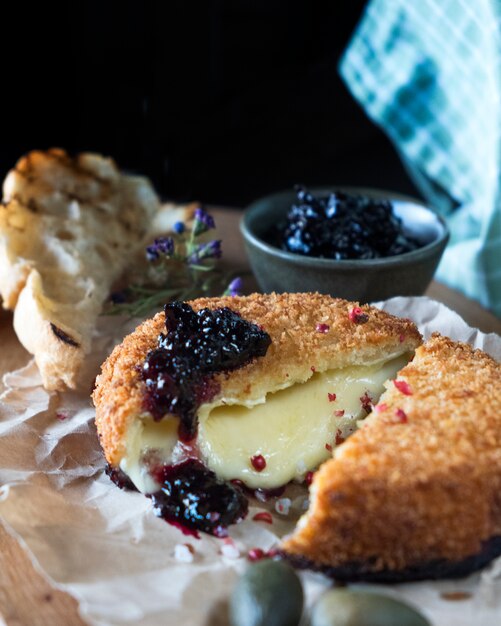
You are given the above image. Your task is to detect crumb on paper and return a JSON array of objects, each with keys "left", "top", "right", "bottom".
[
  {"left": 220, "top": 538, "right": 240, "bottom": 560},
  {"left": 254, "top": 490, "right": 267, "bottom": 503},
  {"left": 275, "top": 498, "right": 292, "bottom": 516},
  {"left": 440, "top": 591, "right": 472, "bottom": 601},
  {"left": 174, "top": 543, "right": 195, "bottom": 563},
  {"left": 292, "top": 495, "right": 309, "bottom": 511}
]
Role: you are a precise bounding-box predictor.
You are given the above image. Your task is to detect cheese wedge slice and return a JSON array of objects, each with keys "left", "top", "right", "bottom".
[{"left": 282, "top": 334, "right": 501, "bottom": 581}]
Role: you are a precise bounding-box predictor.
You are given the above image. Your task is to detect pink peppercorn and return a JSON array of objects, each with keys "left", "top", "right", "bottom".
[
  {"left": 250, "top": 454, "right": 267, "bottom": 472},
  {"left": 349, "top": 306, "right": 369, "bottom": 324},
  {"left": 316, "top": 323, "right": 330, "bottom": 333},
  {"left": 252, "top": 511, "right": 273, "bottom": 524},
  {"left": 247, "top": 548, "right": 265, "bottom": 561},
  {"left": 393, "top": 379, "right": 412, "bottom": 395},
  {"left": 395, "top": 408, "right": 408, "bottom": 423}
]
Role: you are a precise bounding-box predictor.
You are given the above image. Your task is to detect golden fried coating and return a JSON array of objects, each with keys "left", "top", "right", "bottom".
[
  {"left": 283, "top": 333, "right": 501, "bottom": 578},
  {"left": 93, "top": 293, "right": 421, "bottom": 466}
]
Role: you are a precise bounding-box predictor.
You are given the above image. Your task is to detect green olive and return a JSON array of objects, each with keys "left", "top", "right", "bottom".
[
  {"left": 229, "top": 559, "right": 304, "bottom": 626},
  {"left": 310, "top": 588, "right": 431, "bottom": 626}
]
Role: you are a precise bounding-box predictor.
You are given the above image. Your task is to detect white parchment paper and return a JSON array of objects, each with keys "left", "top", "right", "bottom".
[{"left": 1, "top": 297, "right": 501, "bottom": 626}]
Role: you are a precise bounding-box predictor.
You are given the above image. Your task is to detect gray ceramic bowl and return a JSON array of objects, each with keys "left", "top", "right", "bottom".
[{"left": 240, "top": 187, "right": 449, "bottom": 303}]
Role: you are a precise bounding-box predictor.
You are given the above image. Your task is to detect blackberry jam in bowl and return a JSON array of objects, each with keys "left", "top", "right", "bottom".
[{"left": 240, "top": 187, "right": 449, "bottom": 303}]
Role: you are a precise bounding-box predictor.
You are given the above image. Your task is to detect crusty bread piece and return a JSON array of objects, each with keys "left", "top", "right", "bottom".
[
  {"left": 93, "top": 293, "right": 421, "bottom": 469},
  {"left": 0, "top": 148, "right": 159, "bottom": 390},
  {"left": 283, "top": 333, "right": 501, "bottom": 581}
]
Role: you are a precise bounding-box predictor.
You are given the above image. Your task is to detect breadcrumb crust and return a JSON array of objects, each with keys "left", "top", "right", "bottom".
[{"left": 283, "top": 333, "right": 501, "bottom": 574}]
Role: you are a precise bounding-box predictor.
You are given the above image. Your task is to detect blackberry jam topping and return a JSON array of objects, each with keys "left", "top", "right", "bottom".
[
  {"left": 149, "top": 459, "right": 248, "bottom": 537},
  {"left": 275, "top": 187, "right": 421, "bottom": 260},
  {"left": 141, "top": 301, "right": 271, "bottom": 440}
]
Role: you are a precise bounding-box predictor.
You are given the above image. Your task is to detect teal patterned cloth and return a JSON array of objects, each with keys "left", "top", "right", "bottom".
[{"left": 340, "top": 0, "right": 501, "bottom": 316}]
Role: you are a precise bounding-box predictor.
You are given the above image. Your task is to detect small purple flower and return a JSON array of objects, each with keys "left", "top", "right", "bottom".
[
  {"left": 188, "top": 240, "right": 222, "bottom": 264},
  {"left": 226, "top": 277, "right": 243, "bottom": 297},
  {"left": 193, "top": 207, "right": 216, "bottom": 236},
  {"left": 146, "top": 237, "right": 175, "bottom": 261},
  {"left": 146, "top": 247, "right": 159, "bottom": 261},
  {"left": 173, "top": 221, "right": 185, "bottom": 234}
]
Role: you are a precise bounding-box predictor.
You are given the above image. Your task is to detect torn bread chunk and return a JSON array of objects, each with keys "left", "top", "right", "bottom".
[
  {"left": 283, "top": 333, "right": 501, "bottom": 581},
  {"left": 93, "top": 293, "right": 421, "bottom": 536},
  {"left": 0, "top": 148, "right": 160, "bottom": 390}
]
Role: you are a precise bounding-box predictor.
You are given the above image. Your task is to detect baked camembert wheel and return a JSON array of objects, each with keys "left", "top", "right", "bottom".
[{"left": 93, "top": 293, "right": 420, "bottom": 538}]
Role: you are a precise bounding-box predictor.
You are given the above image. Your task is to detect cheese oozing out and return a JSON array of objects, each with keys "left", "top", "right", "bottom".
[{"left": 120, "top": 353, "right": 410, "bottom": 493}]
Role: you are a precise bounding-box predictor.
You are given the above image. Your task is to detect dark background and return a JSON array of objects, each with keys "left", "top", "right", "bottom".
[{"left": 1, "top": 1, "right": 418, "bottom": 206}]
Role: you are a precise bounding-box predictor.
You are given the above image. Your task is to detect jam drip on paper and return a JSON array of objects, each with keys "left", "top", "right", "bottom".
[
  {"left": 149, "top": 459, "right": 248, "bottom": 538},
  {"left": 141, "top": 301, "right": 271, "bottom": 441}
]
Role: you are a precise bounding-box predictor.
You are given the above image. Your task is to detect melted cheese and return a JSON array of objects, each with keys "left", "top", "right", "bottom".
[
  {"left": 197, "top": 354, "right": 408, "bottom": 489},
  {"left": 121, "top": 354, "right": 409, "bottom": 493},
  {"left": 120, "top": 417, "right": 180, "bottom": 494}
]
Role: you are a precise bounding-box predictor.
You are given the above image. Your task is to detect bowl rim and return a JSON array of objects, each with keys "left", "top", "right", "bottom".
[{"left": 240, "top": 186, "right": 450, "bottom": 269}]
